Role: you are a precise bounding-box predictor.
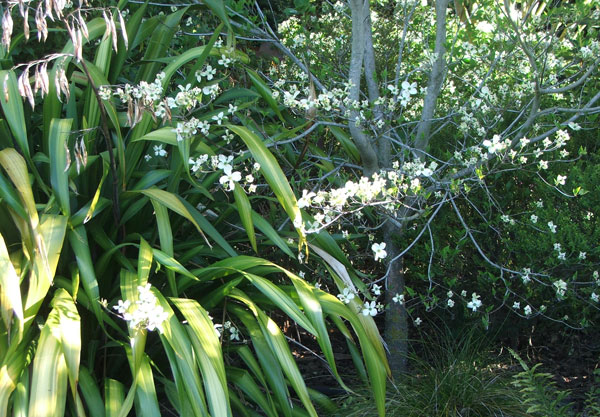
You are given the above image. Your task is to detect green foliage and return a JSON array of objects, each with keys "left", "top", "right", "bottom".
[
  {"left": 0, "top": 2, "right": 389, "bottom": 416},
  {"left": 509, "top": 348, "right": 574, "bottom": 417},
  {"left": 337, "top": 330, "right": 529, "bottom": 417}
]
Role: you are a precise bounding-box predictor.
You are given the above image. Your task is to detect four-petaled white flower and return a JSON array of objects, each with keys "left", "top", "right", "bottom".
[
  {"left": 362, "top": 301, "right": 378, "bottom": 316},
  {"left": 547, "top": 221, "right": 557, "bottom": 233},
  {"left": 199, "top": 65, "right": 216, "bottom": 81},
  {"left": 372, "top": 242, "right": 387, "bottom": 261},
  {"left": 153, "top": 144, "right": 167, "bottom": 157},
  {"left": 414, "top": 317, "right": 422, "bottom": 326},
  {"left": 392, "top": 293, "right": 404, "bottom": 304},
  {"left": 218, "top": 54, "right": 232, "bottom": 68},
  {"left": 219, "top": 165, "right": 242, "bottom": 191},
  {"left": 467, "top": 293, "right": 482, "bottom": 312},
  {"left": 337, "top": 287, "right": 355, "bottom": 304},
  {"left": 523, "top": 305, "right": 532, "bottom": 316},
  {"left": 229, "top": 326, "right": 240, "bottom": 341},
  {"left": 212, "top": 111, "right": 226, "bottom": 125},
  {"left": 371, "top": 284, "right": 381, "bottom": 296}
]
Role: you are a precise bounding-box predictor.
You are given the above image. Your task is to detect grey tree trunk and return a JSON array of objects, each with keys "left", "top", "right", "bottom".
[{"left": 383, "top": 222, "right": 408, "bottom": 377}]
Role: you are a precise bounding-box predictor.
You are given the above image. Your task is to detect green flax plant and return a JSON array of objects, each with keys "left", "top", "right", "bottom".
[{"left": 0, "top": 1, "right": 388, "bottom": 416}]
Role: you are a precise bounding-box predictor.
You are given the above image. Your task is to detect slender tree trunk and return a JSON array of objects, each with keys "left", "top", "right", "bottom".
[{"left": 383, "top": 221, "right": 408, "bottom": 377}]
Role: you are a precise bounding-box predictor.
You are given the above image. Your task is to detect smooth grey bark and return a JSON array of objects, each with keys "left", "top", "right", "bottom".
[
  {"left": 413, "top": 0, "right": 449, "bottom": 156},
  {"left": 347, "top": 0, "right": 451, "bottom": 379},
  {"left": 348, "top": 0, "right": 379, "bottom": 176}
]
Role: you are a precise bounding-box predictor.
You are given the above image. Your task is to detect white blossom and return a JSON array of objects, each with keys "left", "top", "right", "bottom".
[
  {"left": 467, "top": 293, "right": 482, "bottom": 312},
  {"left": 372, "top": 242, "right": 387, "bottom": 261},
  {"left": 362, "top": 301, "right": 377, "bottom": 316}
]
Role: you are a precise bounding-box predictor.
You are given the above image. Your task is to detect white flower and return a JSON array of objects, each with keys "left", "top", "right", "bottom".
[
  {"left": 114, "top": 299, "right": 131, "bottom": 315},
  {"left": 362, "top": 301, "right": 378, "bottom": 316},
  {"left": 447, "top": 299, "right": 455, "bottom": 308},
  {"left": 228, "top": 103, "right": 238, "bottom": 114},
  {"left": 530, "top": 214, "right": 538, "bottom": 223},
  {"left": 153, "top": 144, "right": 167, "bottom": 157},
  {"left": 229, "top": 326, "right": 240, "bottom": 341},
  {"left": 298, "top": 190, "right": 316, "bottom": 208},
  {"left": 372, "top": 242, "right": 387, "bottom": 261},
  {"left": 212, "top": 111, "right": 226, "bottom": 125},
  {"left": 557, "top": 251, "right": 566, "bottom": 261},
  {"left": 521, "top": 268, "right": 532, "bottom": 284},
  {"left": 523, "top": 305, "right": 532, "bottom": 316},
  {"left": 113, "top": 284, "right": 168, "bottom": 332},
  {"left": 512, "top": 301, "right": 520, "bottom": 309},
  {"left": 555, "top": 175, "right": 567, "bottom": 186},
  {"left": 461, "top": 290, "right": 467, "bottom": 297},
  {"left": 371, "top": 284, "right": 382, "bottom": 296},
  {"left": 447, "top": 290, "right": 453, "bottom": 298},
  {"left": 553, "top": 279, "right": 567, "bottom": 298},
  {"left": 591, "top": 293, "right": 599, "bottom": 303},
  {"left": 219, "top": 165, "right": 242, "bottom": 191},
  {"left": 337, "top": 287, "right": 355, "bottom": 304},
  {"left": 217, "top": 154, "right": 234, "bottom": 169},
  {"left": 547, "top": 221, "right": 557, "bottom": 233},
  {"left": 414, "top": 317, "right": 422, "bottom": 326},
  {"left": 401, "top": 81, "right": 417, "bottom": 96},
  {"left": 553, "top": 243, "right": 562, "bottom": 251},
  {"left": 467, "top": 293, "right": 482, "bottom": 312},
  {"left": 99, "top": 86, "right": 112, "bottom": 101},
  {"left": 199, "top": 65, "right": 216, "bottom": 81},
  {"left": 218, "top": 54, "right": 232, "bottom": 68},
  {"left": 392, "top": 293, "right": 404, "bottom": 304},
  {"left": 482, "top": 135, "right": 506, "bottom": 154}
]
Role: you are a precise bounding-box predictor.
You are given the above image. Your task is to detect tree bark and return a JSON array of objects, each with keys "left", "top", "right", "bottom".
[{"left": 383, "top": 221, "right": 408, "bottom": 377}]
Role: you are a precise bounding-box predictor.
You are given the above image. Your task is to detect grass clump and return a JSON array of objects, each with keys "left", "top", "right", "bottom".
[{"left": 337, "top": 329, "right": 528, "bottom": 417}]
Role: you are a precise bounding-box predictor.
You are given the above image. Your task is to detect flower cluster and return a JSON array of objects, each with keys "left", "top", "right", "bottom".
[
  {"left": 113, "top": 284, "right": 168, "bottom": 333},
  {"left": 214, "top": 320, "right": 241, "bottom": 341},
  {"left": 188, "top": 153, "right": 260, "bottom": 193}
]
